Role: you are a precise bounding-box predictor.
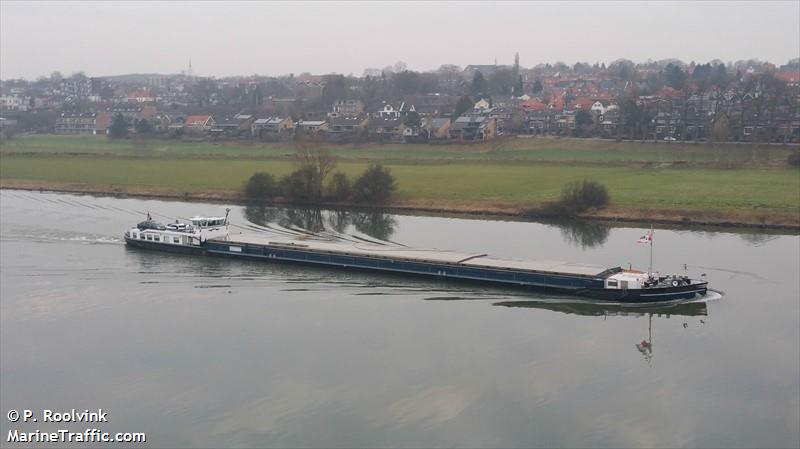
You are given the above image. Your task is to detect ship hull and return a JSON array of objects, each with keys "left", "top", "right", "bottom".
[
  {"left": 124, "top": 236, "right": 206, "bottom": 255},
  {"left": 200, "top": 240, "right": 706, "bottom": 303},
  {"left": 576, "top": 283, "right": 708, "bottom": 303},
  {"left": 125, "top": 236, "right": 707, "bottom": 303}
]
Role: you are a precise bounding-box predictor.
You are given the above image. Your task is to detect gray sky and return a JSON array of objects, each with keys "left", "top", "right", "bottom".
[{"left": 1, "top": 1, "right": 798, "bottom": 80}]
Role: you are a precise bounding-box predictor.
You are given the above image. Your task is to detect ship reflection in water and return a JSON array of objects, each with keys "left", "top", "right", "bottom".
[{"left": 494, "top": 298, "right": 709, "bottom": 367}]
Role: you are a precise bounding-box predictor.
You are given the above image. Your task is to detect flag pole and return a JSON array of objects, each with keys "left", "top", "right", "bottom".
[{"left": 649, "top": 224, "right": 654, "bottom": 277}]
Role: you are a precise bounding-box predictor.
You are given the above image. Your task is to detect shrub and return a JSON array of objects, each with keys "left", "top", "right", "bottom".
[
  {"left": 352, "top": 164, "right": 397, "bottom": 204},
  {"left": 325, "top": 171, "right": 352, "bottom": 201},
  {"left": 562, "top": 180, "right": 609, "bottom": 211},
  {"left": 279, "top": 166, "right": 319, "bottom": 203},
  {"left": 788, "top": 151, "right": 800, "bottom": 168},
  {"left": 244, "top": 172, "right": 277, "bottom": 200},
  {"left": 544, "top": 180, "right": 610, "bottom": 216}
]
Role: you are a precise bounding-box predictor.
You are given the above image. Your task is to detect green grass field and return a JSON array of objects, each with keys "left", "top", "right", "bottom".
[
  {"left": 1, "top": 134, "right": 793, "bottom": 163},
  {"left": 2, "top": 135, "right": 798, "bottom": 225},
  {"left": 2, "top": 155, "right": 797, "bottom": 215}
]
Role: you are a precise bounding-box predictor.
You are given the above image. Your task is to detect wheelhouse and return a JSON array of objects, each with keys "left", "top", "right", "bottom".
[{"left": 190, "top": 216, "right": 227, "bottom": 228}]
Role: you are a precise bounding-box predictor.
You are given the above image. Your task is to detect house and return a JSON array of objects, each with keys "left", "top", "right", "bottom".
[
  {"left": 94, "top": 111, "right": 112, "bottom": 134},
  {"left": 367, "top": 117, "right": 406, "bottom": 142},
  {"left": 167, "top": 115, "right": 186, "bottom": 135},
  {"left": 424, "top": 117, "right": 451, "bottom": 140},
  {"left": 126, "top": 88, "right": 156, "bottom": 103},
  {"left": 490, "top": 96, "right": 517, "bottom": 108},
  {"left": 251, "top": 117, "right": 294, "bottom": 139},
  {"left": 590, "top": 100, "right": 613, "bottom": 115},
  {"left": 404, "top": 93, "right": 458, "bottom": 116},
  {"left": 0, "top": 94, "right": 29, "bottom": 111},
  {"left": 448, "top": 116, "right": 497, "bottom": 140},
  {"left": 554, "top": 110, "right": 576, "bottom": 133},
  {"left": 184, "top": 115, "right": 215, "bottom": 134},
  {"left": 327, "top": 115, "right": 369, "bottom": 134},
  {"left": 296, "top": 119, "right": 328, "bottom": 134},
  {"left": 54, "top": 112, "right": 98, "bottom": 135},
  {"left": 598, "top": 109, "right": 620, "bottom": 135},
  {"left": 151, "top": 112, "right": 173, "bottom": 133},
  {"left": 107, "top": 104, "right": 157, "bottom": 122},
  {"left": 519, "top": 98, "right": 547, "bottom": 112},
  {"left": 487, "top": 106, "right": 515, "bottom": 134},
  {"left": 397, "top": 101, "right": 416, "bottom": 117},
  {"left": 775, "top": 71, "right": 800, "bottom": 88},
  {"left": 474, "top": 98, "right": 491, "bottom": 110},
  {"left": 332, "top": 99, "right": 364, "bottom": 116},
  {"left": 527, "top": 110, "right": 554, "bottom": 134},
  {"left": 569, "top": 97, "right": 595, "bottom": 111},
  {"left": 211, "top": 114, "right": 254, "bottom": 137},
  {"left": 326, "top": 115, "right": 369, "bottom": 142},
  {"left": 377, "top": 101, "right": 416, "bottom": 119}
]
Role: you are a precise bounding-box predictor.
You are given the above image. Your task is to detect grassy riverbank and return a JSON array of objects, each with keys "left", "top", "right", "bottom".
[
  {"left": 3, "top": 134, "right": 797, "bottom": 164},
  {"left": 1, "top": 135, "right": 798, "bottom": 228}
]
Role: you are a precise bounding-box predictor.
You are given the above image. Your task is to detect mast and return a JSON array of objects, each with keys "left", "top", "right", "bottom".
[{"left": 649, "top": 224, "right": 654, "bottom": 277}]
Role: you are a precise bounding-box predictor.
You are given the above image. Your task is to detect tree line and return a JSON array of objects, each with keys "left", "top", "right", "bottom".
[{"left": 244, "top": 139, "right": 397, "bottom": 205}]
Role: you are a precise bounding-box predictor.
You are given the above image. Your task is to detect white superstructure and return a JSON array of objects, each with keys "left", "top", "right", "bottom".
[{"left": 124, "top": 210, "right": 230, "bottom": 248}]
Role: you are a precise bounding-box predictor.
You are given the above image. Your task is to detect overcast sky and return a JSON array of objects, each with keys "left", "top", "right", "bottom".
[{"left": 1, "top": 1, "right": 798, "bottom": 80}]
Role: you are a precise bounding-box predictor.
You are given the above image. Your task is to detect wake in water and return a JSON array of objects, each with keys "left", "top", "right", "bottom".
[{"left": 1, "top": 230, "right": 123, "bottom": 245}]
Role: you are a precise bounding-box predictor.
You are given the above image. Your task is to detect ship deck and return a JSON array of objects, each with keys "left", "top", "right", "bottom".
[{"left": 218, "top": 234, "right": 610, "bottom": 278}]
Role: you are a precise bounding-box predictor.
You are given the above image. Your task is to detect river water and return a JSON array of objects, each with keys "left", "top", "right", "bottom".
[{"left": 1, "top": 190, "right": 798, "bottom": 448}]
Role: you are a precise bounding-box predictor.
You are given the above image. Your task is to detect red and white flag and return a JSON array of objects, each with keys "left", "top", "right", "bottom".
[{"left": 637, "top": 230, "right": 653, "bottom": 244}]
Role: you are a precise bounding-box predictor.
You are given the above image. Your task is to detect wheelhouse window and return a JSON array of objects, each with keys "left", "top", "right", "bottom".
[
  {"left": 607, "top": 280, "right": 618, "bottom": 288},
  {"left": 173, "top": 237, "right": 180, "bottom": 244}
]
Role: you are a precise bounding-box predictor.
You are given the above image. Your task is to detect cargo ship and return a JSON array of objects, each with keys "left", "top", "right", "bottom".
[{"left": 123, "top": 211, "right": 709, "bottom": 303}]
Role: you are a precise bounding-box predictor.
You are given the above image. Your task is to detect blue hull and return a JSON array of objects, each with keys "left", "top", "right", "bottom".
[{"left": 125, "top": 237, "right": 707, "bottom": 303}]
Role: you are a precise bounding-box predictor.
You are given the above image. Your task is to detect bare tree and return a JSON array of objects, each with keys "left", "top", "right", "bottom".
[{"left": 293, "top": 136, "right": 337, "bottom": 201}]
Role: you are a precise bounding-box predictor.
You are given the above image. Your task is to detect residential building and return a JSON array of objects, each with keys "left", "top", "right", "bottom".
[
  {"left": 211, "top": 114, "right": 254, "bottom": 137},
  {"left": 0, "top": 94, "right": 29, "bottom": 111},
  {"left": 449, "top": 116, "right": 497, "bottom": 140},
  {"left": 367, "top": 117, "right": 405, "bottom": 141},
  {"left": 184, "top": 115, "right": 215, "bottom": 133},
  {"left": 55, "top": 113, "right": 99, "bottom": 135},
  {"left": 377, "top": 101, "right": 416, "bottom": 119},
  {"left": 327, "top": 115, "right": 369, "bottom": 134},
  {"left": 251, "top": 117, "right": 294, "bottom": 139},
  {"left": 297, "top": 119, "right": 328, "bottom": 134},
  {"left": 332, "top": 99, "right": 364, "bottom": 116},
  {"left": 424, "top": 117, "right": 451, "bottom": 140}
]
